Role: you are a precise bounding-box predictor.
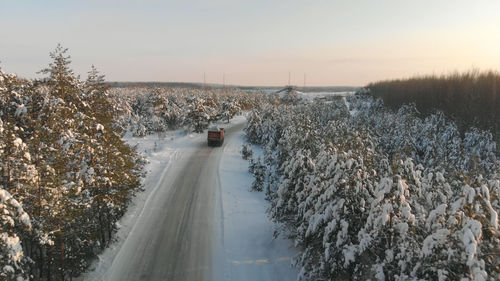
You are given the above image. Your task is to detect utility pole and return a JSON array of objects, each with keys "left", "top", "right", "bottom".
[
  {"left": 288, "top": 71, "right": 291, "bottom": 86},
  {"left": 203, "top": 72, "right": 206, "bottom": 88},
  {"left": 304, "top": 73, "right": 306, "bottom": 89},
  {"left": 223, "top": 72, "right": 225, "bottom": 89}
]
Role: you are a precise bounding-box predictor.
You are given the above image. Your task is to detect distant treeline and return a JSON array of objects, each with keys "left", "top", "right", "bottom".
[
  {"left": 107, "top": 81, "right": 358, "bottom": 93},
  {"left": 107, "top": 81, "right": 205, "bottom": 89},
  {"left": 367, "top": 70, "right": 500, "bottom": 139}
]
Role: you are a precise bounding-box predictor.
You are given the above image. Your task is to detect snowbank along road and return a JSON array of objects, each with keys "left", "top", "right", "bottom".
[{"left": 85, "top": 116, "right": 297, "bottom": 281}]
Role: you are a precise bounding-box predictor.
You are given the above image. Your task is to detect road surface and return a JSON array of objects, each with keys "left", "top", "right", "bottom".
[{"left": 104, "top": 123, "right": 244, "bottom": 281}]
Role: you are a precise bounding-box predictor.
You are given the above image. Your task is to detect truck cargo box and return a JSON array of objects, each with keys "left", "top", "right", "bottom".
[{"left": 207, "top": 127, "right": 224, "bottom": 146}]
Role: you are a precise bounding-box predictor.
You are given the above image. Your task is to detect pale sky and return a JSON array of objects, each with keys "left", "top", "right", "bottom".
[{"left": 1, "top": 0, "right": 499, "bottom": 86}]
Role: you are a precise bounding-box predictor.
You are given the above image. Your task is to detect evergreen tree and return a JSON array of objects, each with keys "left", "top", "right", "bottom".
[
  {"left": 38, "top": 44, "right": 80, "bottom": 103},
  {"left": 1, "top": 46, "right": 145, "bottom": 280},
  {"left": 244, "top": 93, "right": 499, "bottom": 280},
  {"left": 0, "top": 188, "right": 31, "bottom": 281}
]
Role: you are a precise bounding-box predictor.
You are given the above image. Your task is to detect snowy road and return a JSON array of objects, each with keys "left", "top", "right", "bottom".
[
  {"left": 85, "top": 116, "right": 297, "bottom": 281},
  {"left": 103, "top": 124, "right": 243, "bottom": 281}
]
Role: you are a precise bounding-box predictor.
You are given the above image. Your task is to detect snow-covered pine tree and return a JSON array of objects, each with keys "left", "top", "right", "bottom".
[
  {"left": 244, "top": 93, "right": 500, "bottom": 280},
  {"left": 0, "top": 46, "right": 145, "bottom": 280},
  {"left": 0, "top": 188, "right": 31, "bottom": 281},
  {"left": 186, "top": 96, "right": 210, "bottom": 133},
  {"left": 220, "top": 100, "right": 241, "bottom": 123},
  {"left": 38, "top": 44, "right": 80, "bottom": 103}
]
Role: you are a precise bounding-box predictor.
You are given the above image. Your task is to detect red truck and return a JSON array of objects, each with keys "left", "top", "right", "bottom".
[{"left": 207, "top": 127, "right": 224, "bottom": 146}]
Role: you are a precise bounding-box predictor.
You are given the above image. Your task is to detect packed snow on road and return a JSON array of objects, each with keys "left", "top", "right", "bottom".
[{"left": 82, "top": 115, "right": 297, "bottom": 281}]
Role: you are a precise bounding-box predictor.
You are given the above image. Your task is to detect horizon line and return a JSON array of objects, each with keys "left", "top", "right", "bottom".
[{"left": 106, "top": 81, "right": 362, "bottom": 89}]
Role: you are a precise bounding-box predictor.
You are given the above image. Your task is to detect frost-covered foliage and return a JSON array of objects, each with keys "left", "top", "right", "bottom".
[
  {"left": 111, "top": 86, "right": 268, "bottom": 136},
  {"left": 245, "top": 93, "right": 500, "bottom": 280},
  {"left": 0, "top": 189, "right": 31, "bottom": 281},
  {"left": 0, "top": 45, "right": 143, "bottom": 280},
  {"left": 249, "top": 157, "right": 266, "bottom": 192},
  {"left": 241, "top": 144, "right": 253, "bottom": 160}
]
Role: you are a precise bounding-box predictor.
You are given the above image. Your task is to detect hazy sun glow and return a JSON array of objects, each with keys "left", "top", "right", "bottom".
[{"left": 1, "top": 0, "right": 499, "bottom": 86}]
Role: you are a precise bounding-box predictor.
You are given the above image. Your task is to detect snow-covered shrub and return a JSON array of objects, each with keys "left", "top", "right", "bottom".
[
  {"left": 249, "top": 157, "right": 266, "bottom": 192},
  {"left": 241, "top": 144, "right": 253, "bottom": 160}
]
